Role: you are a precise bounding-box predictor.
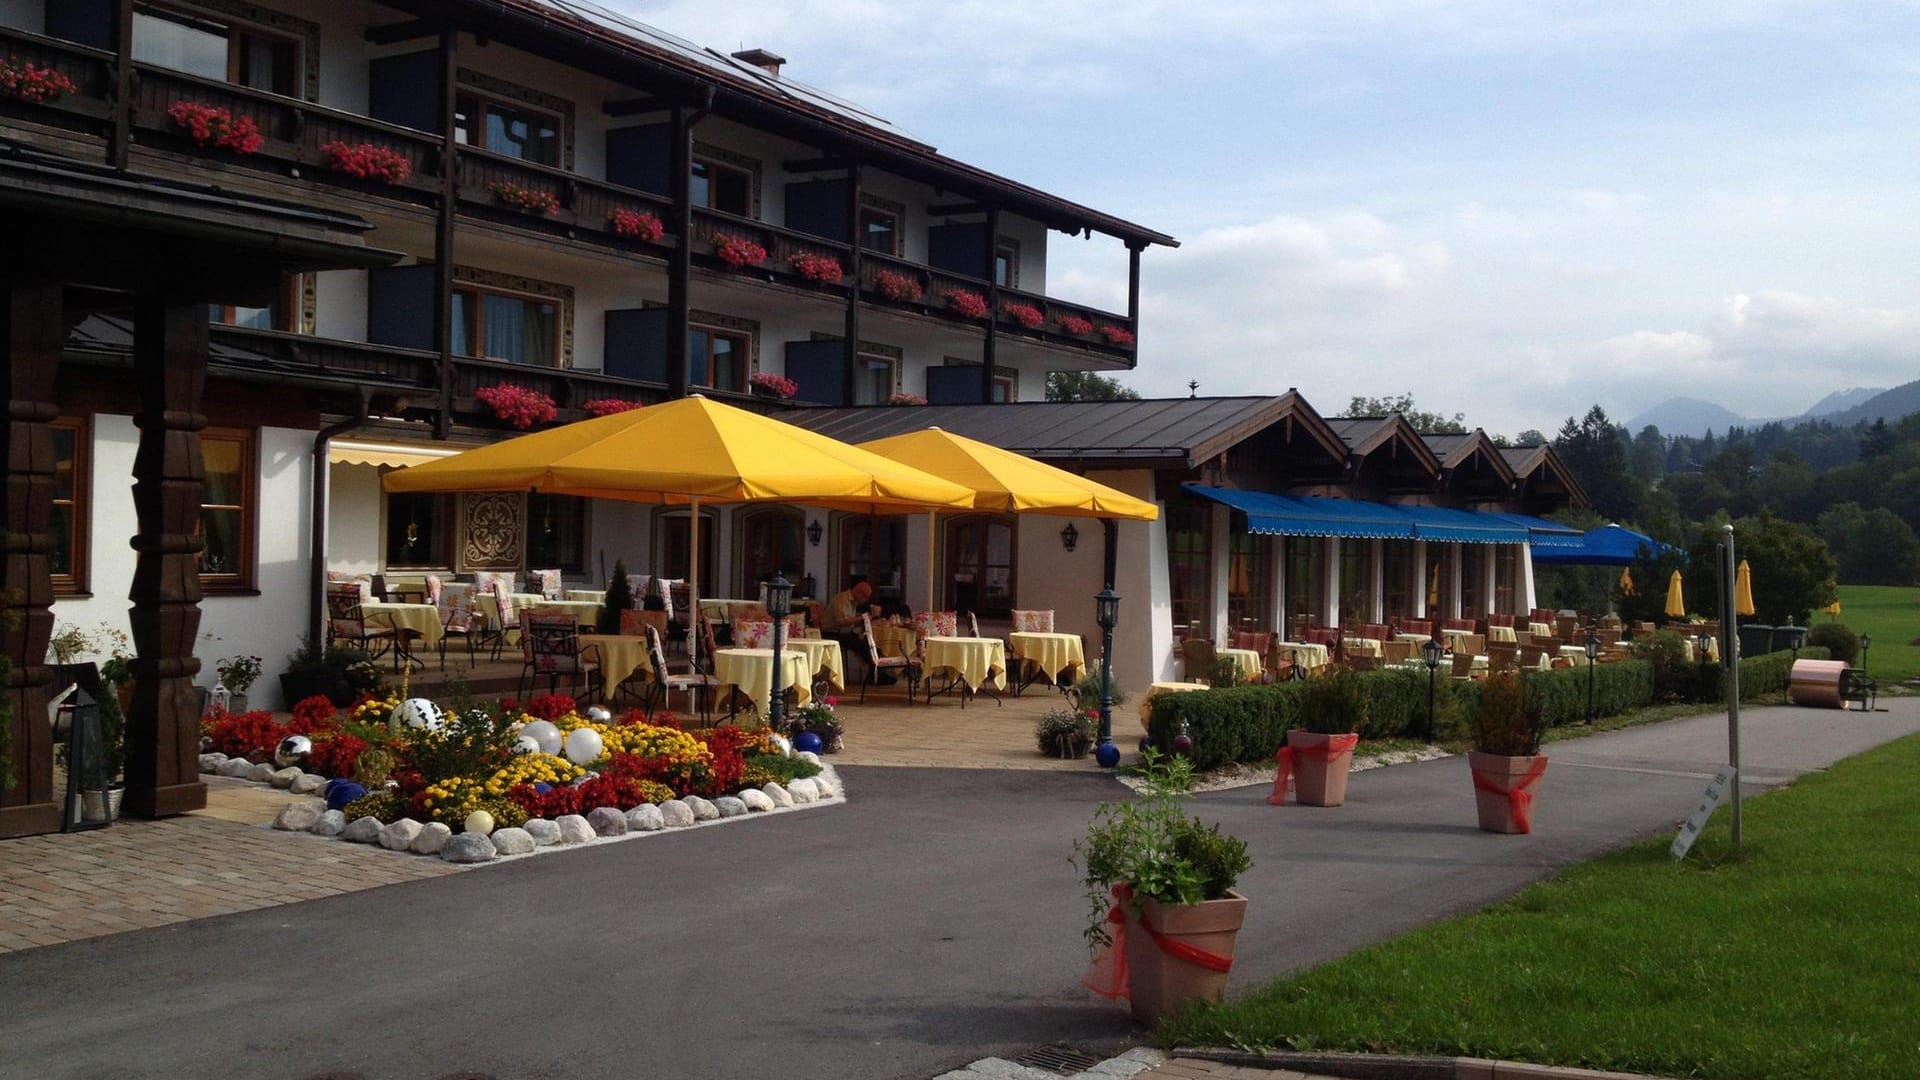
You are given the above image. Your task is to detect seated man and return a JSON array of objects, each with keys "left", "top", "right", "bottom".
[{"left": 821, "top": 580, "right": 889, "bottom": 682}]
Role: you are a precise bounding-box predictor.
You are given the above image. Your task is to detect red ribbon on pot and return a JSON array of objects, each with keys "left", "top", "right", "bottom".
[
  {"left": 1471, "top": 755, "right": 1550, "bottom": 833},
  {"left": 1082, "top": 884, "right": 1235, "bottom": 1000},
  {"left": 1266, "top": 733, "right": 1360, "bottom": 805}
]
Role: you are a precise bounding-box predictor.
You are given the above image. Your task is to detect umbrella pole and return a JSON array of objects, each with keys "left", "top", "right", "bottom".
[
  {"left": 690, "top": 496, "right": 701, "bottom": 669},
  {"left": 926, "top": 509, "right": 937, "bottom": 615}
]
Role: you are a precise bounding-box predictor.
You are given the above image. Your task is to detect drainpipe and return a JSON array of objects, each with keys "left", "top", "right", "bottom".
[{"left": 310, "top": 388, "right": 372, "bottom": 650}]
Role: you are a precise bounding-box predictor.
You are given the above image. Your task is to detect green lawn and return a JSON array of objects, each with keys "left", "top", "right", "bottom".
[
  {"left": 1834, "top": 584, "right": 1920, "bottom": 683},
  {"left": 1158, "top": 734, "right": 1920, "bottom": 1080}
]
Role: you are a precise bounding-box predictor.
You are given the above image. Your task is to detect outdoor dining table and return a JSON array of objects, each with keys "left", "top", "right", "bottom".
[
  {"left": 1217, "top": 646, "right": 1263, "bottom": 682},
  {"left": 922, "top": 636, "right": 1008, "bottom": 695},
  {"left": 1487, "top": 625, "right": 1518, "bottom": 644},
  {"left": 578, "top": 633, "right": 653, "bottom": 702},
  {"left": 472, "top": 592, "right": 551, "bottom": 640},
  {"left": 361, "top": 601, "right": 443, "bottom": 651},
  {"left": 1473, "top": 651, "right": 1552, "bottom": 674},
  {"left": 1137, "top": 680, "right": 1211, "bottom": 732},
  {"left": 1680, "top": 637, "right": 1721, "bottom": 663},
  {"left": 872, "top": 621, "right": 919, "bottom": 660},
  {"left": 1440, "top": 628, "right": 1477, "bottom": 650},
  {"left": 527, "top": 600, "right": 603, "bottom": 626},
  {"left": 1274, "top": 641, "right": 1330, "bottom": 674},
  {"left": 712, "top": 647, "right": 813, "bottom": 714},
  {"left": 1008, "top": 631, "right": 1086, "bottom": 687},
  {"left": 780, "top": 636, "right": 845, "bottom": 692},
  {"left": 1341, "top": 637, "right": 1384, "bottom": 658},
  {"left": 565, "top": 588, "right": 606, "bottom": 604},
  {"left": 1394, "top": 632, "right": 1432, "bottom": 645},
  {"left": 1529, "top": 621, "right": 1555, "bottom": 638},
  {"left": 1559, "top": 644, "right": 1593, "bottom": 662}
]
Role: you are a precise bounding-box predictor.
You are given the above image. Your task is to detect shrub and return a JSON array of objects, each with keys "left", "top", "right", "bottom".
[
  {"left": 1071, "top": 669, "right": 1128, "bottom": 709},
  {"left": 1300, "top": 669, "right": 1366, "bottom": 734},
  {"left": 1633, "top": 631, "right": 1715, "bottom": 702},
  {"left": 203, "top": 710, "right": 283, "bottom": 759},
  {"left": 340, "top": 790, "right": 408, "bottom": 823},
  {"left": 1522, "top": 659, "right": 1655, "bottom": 727},
  {"left": 1806, "top": 623, "right": 1858, "bottom": 665},
  {"left": 599, "top": 559, "right": 634, "bottom": 635},
  {"left": 1036, "top": 708, "right": 1097, "bottom": 757},
  {"left": 741, "top": 751, "right": 820, "bottom": 784},
  {"left": 1739, "top": 645, "right": 1829, "bottom": 700},
  {"left": 1473, "top": 672, "right": 1539, "bottom": 756},
  {"left": 1147, "top": 685, "right": 1301, "bottom": 771}
]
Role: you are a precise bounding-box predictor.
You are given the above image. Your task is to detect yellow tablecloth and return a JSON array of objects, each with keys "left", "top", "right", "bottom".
[
  {"left": 1008, "top": 631, "right": 1086, "bottom": 685},
  {"left": 473, "top": 592, "right": 552, "bottom": 633},
  {"left": 1529, "top": 622, "right": 1554, "bottom": 638},
  {"left": 1440, "top": 628, "right": 1477, "bottom": 650},
  {"left": 1487, "top": 625, "right": 1518, "bottom": 644},
  {"left": 1341, "top": 637, "right": 1383, "bottom": 658},
  {"left": 1559, "top": 644, "right": 1593, "bottom": 661},
  {"left": 712, "top": 648, "right": 813, "bottom": 714},
  {"left": 1137, "top": 680, "right": 1211, "bottom": 732},
  {"left": 699, "top": 598, "right": 763, "bottom": 623},
  {"left": 872, "top": 622, "right": 919, "bottom": 660},
  {"left": 566, "top": 589, "right": 606, "bottom": 604},
  {"left": 1473, "top": 651, "right": 1551, "bottom": 674},
  {"left": 526, "top": 600, "right": 603, "bottom": 625},
  {"left": 923, "top": 636, "right": 1008, "bottom": 692},
  {"left": 1394, "top": 632, "right": 1433, "bottom": 645},
  {"left": 1680, "top": 637, "right": 1721, "bottom": 663},
  {"left": 1216, "top": 646, "right": 1263, "bottom": 682},
  {"left": 361, "top": 602, "right": 443, "bottom": 649},
  {"left": 781, "top": 636, "right": 845, "bottom": 692},
  {"left": 1275, "top": 641, "right": 1330, "bottom": 673},
  {"left": 579, "top": 633, "right": 653, "bottom": 701}
]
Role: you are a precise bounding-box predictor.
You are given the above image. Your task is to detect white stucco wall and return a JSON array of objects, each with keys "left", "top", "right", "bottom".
[{"left": 327, "top": 462, "right": 384, "bottom": 573}]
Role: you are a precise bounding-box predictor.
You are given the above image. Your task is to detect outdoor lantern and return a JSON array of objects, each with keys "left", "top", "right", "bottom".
[
  {"left": 1860, "top": 633, "right": 1872, "bottom": 672},
  {"left": 1095, "top": 586, "right": 1120, "bottom": 631},
  {"left": 1584, "top": 632, "right": 1601, "bottom": 725},
  {"left": 1093, "top": 587, "right": 1121, "bottom": 768},
  {"left": 1060, "top": 522, "right": 1080, "bottom": 552},
  {"left": 1421, "top": 636, "right": 1444, "bottom": 670},
  {"left": 766, "top": 573, "right": 793, "bottom": 619},
  {"left": 1420, "top": 635, "right": 1444, "bottom": 743},
  {"left": 767, "top": 573, "right": 794, "bottom": 731},
  {"left": 1698, "top": 630, "right": 1714, "bottom": 666},
  {"left": 806, "top": 519, "right": 823, "bottom": 547},
  {"left": 1584, "top": 633, "right": 1601, "bottom": 662}
]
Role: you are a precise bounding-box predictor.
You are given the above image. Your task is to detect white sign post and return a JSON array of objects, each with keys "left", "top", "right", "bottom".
[{"left": 1671, "top": 764, "right": 1739, "bottom": 860}]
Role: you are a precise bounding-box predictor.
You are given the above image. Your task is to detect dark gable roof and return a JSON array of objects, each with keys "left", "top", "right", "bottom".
[
  {"left": 787, "top": 397, "right": 1293, "bottom": 468},
  {"left": 1422, "top": 429, "right": 1517, "bottom": 485},
  {"left": 1501, "top": 444, "right": 1589, "bottom": 507},
  {"left": 1324, "top": 415, "right": 1442, "bottom": 474}
]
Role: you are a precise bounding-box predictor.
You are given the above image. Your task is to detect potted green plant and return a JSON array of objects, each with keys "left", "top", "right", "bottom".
[
  {"left": 280, "top": 638, "right": 382, "bottom": 708},
  {"left": 1036, "top": 707, "right": 1098, "bottom": 758},
  {"left": 598, "top": 559, "right": 635, "bottom": 635},
  {"left": 1075, "top": 749, "right": 1251, "bottom": 1025},
  {"left": 1276, "top": 668, "right": 1365, "bottom": 806},
  {"left": 215, "top": 654, "right": 264, "bottom": 713},
  {"left": 1468, "top": 670, "right": 1548, "bottom": 834}
]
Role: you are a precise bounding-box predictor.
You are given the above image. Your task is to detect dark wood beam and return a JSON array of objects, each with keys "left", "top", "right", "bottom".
[
  {"left": 982, "top": 207, "right": 999, "bottom": 404},
  {"left": 365, "top": 18, "right": 439, "bottom": 45},
  {"left": 667, "top": 104, "right": 693, "bottom": 398},
  {"left": 842, "top": 164, "right": 862, "bottom": 406},
  {"left": 603, "top": 95, "right": 666, "bottom": 117},
  {"left": 433, "top": 26, "right": 457, "bottom": 439},
  {"left": 927, "top": 202, "right": 986, "bottom": 217},
  {"left": 110, "top": 0, "right": 132, "bottom": 170},
  {"left": 785, "top": 156, "right": 849, "bottom": 174}
]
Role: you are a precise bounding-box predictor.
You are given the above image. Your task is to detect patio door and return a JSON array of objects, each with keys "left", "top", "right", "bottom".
[
  {"left": 945, "top": 514, "right": 1014, "bottom": 620},
  {"left": 837, "top": 514, "right": 905, "bottom": 609},
  {"left": 738, "top": 506, "right": 804, "bottom": 597},
  {"left": 657, "top": 510, "right": 715, "bottom": 596}
]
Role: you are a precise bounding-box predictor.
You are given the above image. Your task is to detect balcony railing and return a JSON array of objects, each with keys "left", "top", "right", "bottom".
[{"left": 690, "top": 206, "right": 854, "bottom": 295}]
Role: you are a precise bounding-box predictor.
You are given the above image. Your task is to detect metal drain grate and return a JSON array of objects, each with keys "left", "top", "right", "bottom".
[{"left": 1011, "top": 1044, "right": 1106, "bottom": 1075}]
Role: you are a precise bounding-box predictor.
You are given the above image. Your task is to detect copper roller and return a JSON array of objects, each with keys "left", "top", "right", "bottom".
[{"left": 1788, "top": 659, "right": 1850, "bottom": 709}]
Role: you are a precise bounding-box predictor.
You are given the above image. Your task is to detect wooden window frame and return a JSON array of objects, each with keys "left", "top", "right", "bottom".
[
  {"left": 944, "top": 513, "right": 1017, "bottom": 620},
  {"left": 133, "top": 2, "right": 306, "bottom": 98},
  {"left": 454, "top": 88, "right": 565, "bottom": 168},
  {"left": 735, "top": 506, "right": 806, "bottom": 597},
  {"left": 858, "top": 203, "right": 901, "bottom": 256},
  {"left": 383, "top": 490, "right": 455, "bottom": 571},
  {"left": 197, "top": 426, "right": 258, "bottom": 593},
  {"left": 690, "top": 321, "right": 752, "bottom": 393},
  {"left": 526, "top": 493, "right": 589, "bottom": 575},
  {"left": 49, "top": 417, "right": 90, "bottom": 596},
  {"left": 994, "top": 236, "right": 1020, "bottom": 289},
  {"left": 210, "top": 273, "right": 297, "bottom": 332},
  {"left": 452, "top": 283, "right": 563, "bottom": 368},
  {"left": 1168, "top": 499, "right": 1211, "bottom": 635},
  {"left": 692, "top": 155, "right": 756, "bottom": 217},
  {"left": 854, "top": 349, "right": 898, "bottom": 406},
  {"left": 835, "top": 512, "right": 905, "bottom": 606}
]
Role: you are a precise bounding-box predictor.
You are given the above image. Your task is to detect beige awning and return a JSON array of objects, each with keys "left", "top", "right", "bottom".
[{"left": 328, "top": 440, "right": 460, "bottom": 469}]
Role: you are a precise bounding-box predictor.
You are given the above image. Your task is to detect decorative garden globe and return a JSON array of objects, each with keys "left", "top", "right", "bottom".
[
  {"left": 273, "top": 734, "right": 312, "bottom": 769},
  {"left": 563, "top": 727, "right": 605, "bottom": 766},
  {"left": 532, "top": 782, "right": 553, "bottom": 795},
  {"left": 521, "top": 720, "right": 562, "bottom": 756},
  {"left": 793, "top": 731, "right": 824, "bottom": 755},
  {"left": 585, "top": 705, "right": 612, "bottom": 722},
  {"left": 396, "top": 698, "right": 447, "bottom": 730},
  {"left": 323, "top": 779, "right": 366, "bottom": 812},
  {"left": 464, "top": 810, "right": 495, "bottom": 836},
  {"left": 768, "top": 733, "right": 794, "bottom": 758},
  {"left": 511, "top": 734, "right": 541, "bottom": 756},
  {"left": 1095, "top": 741, "right": 1122, "bottom": 768},
  {"left": 570, "top": 770, "right": 600, "bottom": 787},
  {"left": 1172, "top": 733, "right": 1194, "bottom": 755}
]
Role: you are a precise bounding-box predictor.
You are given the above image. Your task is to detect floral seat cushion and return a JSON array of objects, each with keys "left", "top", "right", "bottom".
[
  {"left": 733, "top": 619, "right": 775, "bottom": 649},
  {"left": 1010, "top": 609, "right": 1054, "bottom": 633}
]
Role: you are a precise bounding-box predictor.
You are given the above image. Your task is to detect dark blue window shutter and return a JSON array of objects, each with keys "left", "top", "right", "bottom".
[
  {"left": 784, "top": 179, "right": 848, "bottom": 241},
  {"left": 604, "top": 308, "right": 670, "bottom": 383},
  {"left": 784, "top": 341, "right": 847, "bottom": 406},
  {"left": 368, "top": 52, "right": 442, "bottom": 134},
  {"left": 606, "top": 125, "right": 673, "bottom": 195},
  {"left": 928, "top": 223, "right": 991, "bottom": 279},
  {"left": 45, "top": 0, "right": 115, "bottom": 48},
  {"left": 925, "top": 366, "right": 982, "bottom": 405},
  {"left": 366, "top": 265, "right": 438, "bottom": 351}
]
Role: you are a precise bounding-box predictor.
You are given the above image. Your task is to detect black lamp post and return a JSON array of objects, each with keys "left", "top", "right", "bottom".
[
  {"left": 1094, "top": 587, "right": 1121, "bottom": 767},
  {"left": 1697, "top": 629, "right": 1714, "bottom": 699},
  {"left": 1421, "top": 635, "right": 1444, "bottom": 741},
  {"left": 1584, "top": 632, "right": 1601, "bottom": 724},
  {"left": 1859, "top": 632, "right": 1871, "bottom": 676},
  {"left": 766, "top": 573, "right": 793, "bottom": 730}
]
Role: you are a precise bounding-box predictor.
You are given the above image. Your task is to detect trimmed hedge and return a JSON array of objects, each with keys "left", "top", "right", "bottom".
[{"left": 1521, "top": 659, "right": 1655, "bottom": 729}]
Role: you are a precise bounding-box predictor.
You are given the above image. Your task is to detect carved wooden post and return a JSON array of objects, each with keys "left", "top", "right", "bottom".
[
  {"left": 124, "top": 298, "right": 209, "bottom": 818},
  {"left": 0, "top": 281, "right": 62, "bottom": 837}
]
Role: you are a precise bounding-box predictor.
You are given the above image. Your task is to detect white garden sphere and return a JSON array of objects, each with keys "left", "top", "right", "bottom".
[
  {"left": 464, "top": 810, "right": 495, "bottom": 836},
  {"left": 521, "top": 720, "right": 562, "bottom": 756},
  {"left": 511, "top": 734, "right": 541, "bottom": 756},
  {"left": 396, "top": 698, "right": 447, "bottom": 730},
  {"left": 585, "top": 705, "right": 612, "bottom": 722},
  {"left": 768, "top": 733, "right": 794, "bottom": 759},
  {"left": 563, "top": 726, "right": 605, "bottom": 766}
]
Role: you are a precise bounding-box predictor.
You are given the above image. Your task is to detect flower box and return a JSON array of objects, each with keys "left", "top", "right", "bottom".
[
  {"left": 1001, "top": 302, "right": 1045, "bottom": 330},
  {"left": 320, "top": 141, "right": 413, "bottom": 185},
  {"left": 711, "top": 233, "right": 768, "bottom": 269},
  {"left": 787, "top": 252, "right": 845, "bottom": 283},
  {"left": 887, "top": 392, "right": 928, "bottom": 406},
  {"left": 489, "top": 182, "right": 560, "bottom": 215},
  {"left": 1097, "top": 323, "right": 1137, "bottom": 347},
  {"left": 474, "top": 383, "right": 558, "bottom": 429},
  {"left": 0, "top": 57, "right": 77, "bottom": 104},
  {"left": 871, "top": 269, "right": 925, "bottom": 302},
  {"left": 167, "top": 101, "right": 264, "bottom": 154},
  {"left": 608, "top": 208, "right": 664, "bottom": 241},
  {"left": 581, "top": 398, "right": 645, "bottom": 417},
  {"left": 749, "top": 372, "right": 798, "bottom": 400},
  {"left": 941, "top": 288, "right": 990, "bottom": 320},
  {"left": 1055, "top": 314, "right": 1095, "bottom": 336}
]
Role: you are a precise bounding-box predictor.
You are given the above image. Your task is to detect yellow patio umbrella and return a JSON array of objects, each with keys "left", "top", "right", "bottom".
[
  {"left": 1618, "top": 566, "right": 1636, "bottom": 597},
  {"left": 1735, "top": 559, "right": 1756, "bottom": 617},
  {"left": 1824, "top": 598, "right": 1843, "bottom": 618},
  {"left": 1427, "top": 560, "right": 1440, "bottom": 608},
  {"left": 1664, "top": 570, "right": 1686, "bottom": 619},
  {"left": 384, "top": 395, "right": 974, "bottom": 659},
  {"left": 854, "top": 427, "right": 1158, "bottom": 610}
]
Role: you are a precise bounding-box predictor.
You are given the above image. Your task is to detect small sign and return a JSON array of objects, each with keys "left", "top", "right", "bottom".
[{"left": 1671, "top": 765, "right": 1738, "bottom": 860}]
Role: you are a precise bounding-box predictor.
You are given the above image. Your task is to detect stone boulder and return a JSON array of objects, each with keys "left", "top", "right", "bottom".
[
  {"left": 714, "top": 796, "right": 748, "bottom": 818},
  {"left": 796, "top": 750, "right": 822, "bottom": 766},
  {"left": 442, "top": 832, "right": 496, "bottom": 863},
  {"left": 738, "top": 788, "right": 775, "bottom": 812},
  {"left": 269, "top": 766, "right": 302, "bottom": 789},
  {"left": 410, "top": 821, "right": 453, "bottom": 855},
  {"left": 586, "top": 806, "right": 628, "bottom": 837},
  {"left": 625, "top": 804, "right": 665, "bottom": 831},
  {"left": 523, "top": 818, "right": 561, "bottom": 846},
  {"left": 217, "top": 757, "right": 255, "bottom": 779},
  {"left": 786, "top": 778, "right": 818, "bottom": 803},
  {"left": 813, "top": 773, "right": 837, "bottom": 798},
  {"left": 342, "top": 816, "right": 384, "bottom": 843},
  {"left": 312, "top": 810, "right": 346, "bottom": 837},
  {"left": 272, "top": 797, "right": 326, "bottom": 832},
  {"left": 555, "top": 814, "right": 594, "bottom": 844},
  {"left": 658, "top": 800, "right": 695, "bottom": 828},
  {"left": 761, "top": 783, "right": 794, "bottom": 808},
  {"left": 684, "top": 796, "right": 719, "bottom": 821},
  {"left": 490, "top": 827, "right": 535, "bottom": 855},
  {"left": 378, "top": 818, "right": 425, "bottom": 851},
  {"left": 199, "top": 753, "right": 227, "bottom": 774},
  {"left": 289, "top": 773, "right": 328, "bottom": 796},
  {"left": 246, "top": 762, "right": 278, "bottom": 783}
]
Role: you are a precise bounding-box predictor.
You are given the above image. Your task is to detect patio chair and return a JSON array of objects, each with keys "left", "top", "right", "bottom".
[
  {"left": 856, "top": 612, "right": 921, "bottom": 705},
  {"left": 518, "top": 612, "right": 603, "bottom": 703},
  {"left": 1181, "top": 638, "right": 1219, "bottom": 685},
  {"left": 642, "top": 624, "right": 716, "bottom": 722},
  {"left": 437, "top": 588, "right": 485, "bottom": 670},
  {"left": 966, "top": 611, "right": 982, "bottom": 639},
  {"left": 1451, "top": 651, "right": 1477, "bottom": 679},
  {"left": 531, "top": 568, "right": 564, "bottom": 601},
  {"left": 1399, "top": 619, "right": 1432, "bottom": 639},
  {"left": 326, "top": 582, "right": 395, "bottom": 662},
  {"left": 1347, "top": 654, "right": 1382, "bottom": 672},
  {"left": 620, "top": 608, "right": 668, "bottom": 640},
  {"left": 1382, "top": 640, "right": 1413, "bottom": 666},
  {"left": 1487, "top": 643, "right": 1519, "bottom": 674},
  {"left": 1011, "top": 609, "right": 1055, "bottom": 633},
  {"left": 1519, "top": 644, "right": 1548, "bottom": 669},
  {"left": 733, "top": 619, "right": 775, "bottom": 648}
]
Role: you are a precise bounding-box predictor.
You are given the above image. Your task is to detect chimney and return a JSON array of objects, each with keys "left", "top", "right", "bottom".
[{"left": 731, "top": 48, "right": 785, "bottom": 77}]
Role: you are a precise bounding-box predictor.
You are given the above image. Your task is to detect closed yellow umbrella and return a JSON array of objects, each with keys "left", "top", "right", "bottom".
[
  {"left": 1824, "top": 598, "right": 1842, "bottom": 618},
  {"left": 1618, "top": 567, "right": 1636, "bottom": 597},
  {"left": 1665, "top": 570, "right": 1686, "bottom": 619},
  {"left": 1735, "top": 559, "right": 1756, "bottom": 617},
  {"left": 1427, "top": 560, "right": 1440, "bottom": 608}
]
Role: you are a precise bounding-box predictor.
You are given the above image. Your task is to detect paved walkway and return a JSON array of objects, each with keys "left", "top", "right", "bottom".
[{"left": 0, "top": 701, "right": 1911, "bottom": 1080}]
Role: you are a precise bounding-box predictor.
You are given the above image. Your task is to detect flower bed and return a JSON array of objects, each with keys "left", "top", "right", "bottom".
[
  {"left": 1000, "top": 302, "right": 1045, "bottom": 330},
  {"left": 749, "top": 371, "right": 797, "bottom": 400},
  {"left": 200, "top": 693, "right": 839, "bottom": 863},
  {"left": 871, "top": 269, "right": 924, "bottom": 302},
  {"left": 475, "top": 383, "right": 558, "bottom": 428},
  {"left": 787, "top": 251, "right": 845, "bottom": 283},
  {"left": 1055, "top": 314, "right": 1095, "bottom": 336},
  {"left": 0, "top": 57, "right": 77, "bottom": 103},
  {"left": 608, "top": 208, "right": 664, "bottom": 241},
  {"left": 581, "top": 397, "right": 645, "bottom": 417},
  {"left": 320, "top": 141, "right": 413, "bottom": 184},
  {"left": 167, "top": 101, "right": 263, "bottom": 154},
  {"left": 888, "top": 392, "right": 928, "bottom": 406},
  {"left": 489, "top": 181, "right": 560, "bottom": 215},
  {"left": 711, "top": 233, "right": 768, "bottom": 269},
  {"left": 941, "top": 288, "right": 990, "bottom": 320}
]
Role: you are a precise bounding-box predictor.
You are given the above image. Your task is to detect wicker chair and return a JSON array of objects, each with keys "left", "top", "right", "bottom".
[{"left": 1181, "top": 639, "right": 1219, "bottom": 686}]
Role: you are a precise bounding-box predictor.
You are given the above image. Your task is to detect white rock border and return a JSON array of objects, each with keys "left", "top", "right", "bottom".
[
  {"left": 205, "top": 749, "right": 847, "bottom": 865},
  {"left": 1113, "top": 744, "right": 1451, "bottom": 795}
]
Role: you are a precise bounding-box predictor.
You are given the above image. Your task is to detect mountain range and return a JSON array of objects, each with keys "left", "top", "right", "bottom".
[{"left": 1625, "top": 381, "right": 1918, "bottom": 437}]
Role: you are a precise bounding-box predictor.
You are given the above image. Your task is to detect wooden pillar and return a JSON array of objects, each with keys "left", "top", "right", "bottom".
[
  {"left": 841, "top": 164, "right": 862, "bottom": 406},
  {"left": 666, "top": 105, "right": 693, "bottom": 398},
  {"left": 981, "top": 208, "right": 999, "bottom": 403},
  {"left": 433, "top": 25, "right": 458, "bottom": 439},
  {"left": 123, "top": 299, "right": 209, "bottom": 819},
  {"left": 1126, "top": 240, "right": 1143, "bottom": 361},
  {"left": 0, "top": 282, "right": 63, "bottom": 837},
  {"left": 110, "top": 0, "right": 133, "bottom": 170}
]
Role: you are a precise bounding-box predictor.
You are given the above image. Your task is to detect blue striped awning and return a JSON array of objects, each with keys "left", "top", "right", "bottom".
[
  {"left": 1393, "top": 504, "right": 1529, "bottom": 545},
  {"left": 1490, "top": 512, "right": 1586, "bottom": 548},
  {"left": 1184, "top": 484, "right": 1414, "bottom": 540}
]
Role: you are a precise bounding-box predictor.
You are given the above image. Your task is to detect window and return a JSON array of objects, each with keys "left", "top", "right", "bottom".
[
  {"left": 455, "top": 92, "right": 561, "bottom": 166},
  {"left": 945, "top": 515, "right": 1015, "bottom": 620},
  {"left": 1459, "top": 546, "right": 1483, "bottom": 619},
  {"left": 689, "top": 324, "right": 749, "bottom": 393},
  {"left": 451, "top": 285, "right": 559, "bottom": 367},
  {"left": 133, "top": 4, "right": 300, "bottom": 96},
  {"left": 839, "top": 515, "right": 904, "bottom": 608},
  {"left": 940, "top": 358, "right": 1017, "bottom": 402},
  {"left": 1428, "top": 547, "right": 1454, "bottom": 618},
  {"left": 1225, "top": 531, "right": 1273, "bottom": 633},
  {"left": 858, "top": 204, "right": 899, "bottom": 255},
  {"left": 198, "top": 428, "right": 255, "bottom": 589},
  {"left": 692, "top": 157, "right": 752, "bottom": 216},
  {"left": 49, "top": 419, "right": 88, "bottom": 594},
  {"left": 994, "top": 238, "right": 1020, "bottom": 288},
  {"left": 1383, "top": 541, "right": 1413, "bottom": 621},
  {"left": 384, "top": 492, "right": 451, "bottom": 569},
  {"left": 1337, "top": 539, "right": 1370, "bottom": 623},
  {"left": 738, "top": 507, "right": 804, "bottom": 596},
  {"left": 527, "top": 494, "right": 588, "bottom": 574},
  {"left": 854, "top": 352, "right": 896, "bottom": 406},
  {"left": 658, "top": 511, "right": 716, "bottom": 596},
  {"left": 1168, "top": 500, "right": 1210, "bottom": 635},
  {"left": 1285, "top": 535, "right": 1323, "bottom": 628},
  {"left": 1494, "top": 545, "right": 1518, "bottom": 615},
  {"left": 209, "top": 274, "right": 295, "bottom": 332}
]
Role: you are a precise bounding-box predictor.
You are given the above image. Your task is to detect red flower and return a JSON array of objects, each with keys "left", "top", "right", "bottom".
[
  {"left": 748, "top": 372, "right": 798, "bottom": 399},
  {"left": 787, "top": 252, "right": 845, "bottom": 283},
  {"left": 523, "top": 693, "right": 578, "bottom": 722},
  {"left": 307, "top": 732, "right": 368, "bottom": 780},
  {"left": 582, "top": 397, "right": 645, "bottom": 417},
  {"left": 609, "top": 208, "right": 664, "bottom": 241},
  {"left": 887, "top": 392, "right": 928, "bottom": 406},
  {"left": 489, "top": 181, "right": 561, "bottom": 215},
  {"left": 1000, "top": 302, "right": 1045, "bottom": 330},
  {"left": 203, "top": 710, "right": 284, "bottom": 759},
  {"left": 871, "top": 269, "right": 925, "bottom": 302},
  {"left": 287, "top": 695, "right": 341, "bottom": 735},
  {"left": 1097, "top": 324, "right": 1137, "bottom": 347},
  {"left": 940, "top": 289, "right": 989, "bottom": 320},
  {"left": 474, "top": 384, "right": 558, "bottom": 429},
  {"left": 711, "top": 233, "right": 769, "bottom": 269},
  {"left": 1055, "top": 314, "right": 1095, "bottom": 336},
  {"left": 0, "top": 57, "right": 77, "bottom": 104},
  {"left": 167, "top": 101, "right": 264, "bottom": 154},
  {"left": 320, "top": 141, "right": 413, "bottom": 184}
]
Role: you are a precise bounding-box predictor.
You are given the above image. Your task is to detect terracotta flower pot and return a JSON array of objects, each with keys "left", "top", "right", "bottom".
[
  {"left": 1468, "top": 750, "right": 1549, "bottom": 834},
  {"left": 1122, "top": 890, "right": 1249, "bottom": 1026},
  {"left": 1286, "top": 728, "right": 1356, "bottom": 806}
]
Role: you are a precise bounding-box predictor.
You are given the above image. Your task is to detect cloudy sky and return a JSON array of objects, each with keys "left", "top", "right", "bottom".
[{"left": 623, "top": 1, "right": 1920, "bottom": 436}]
